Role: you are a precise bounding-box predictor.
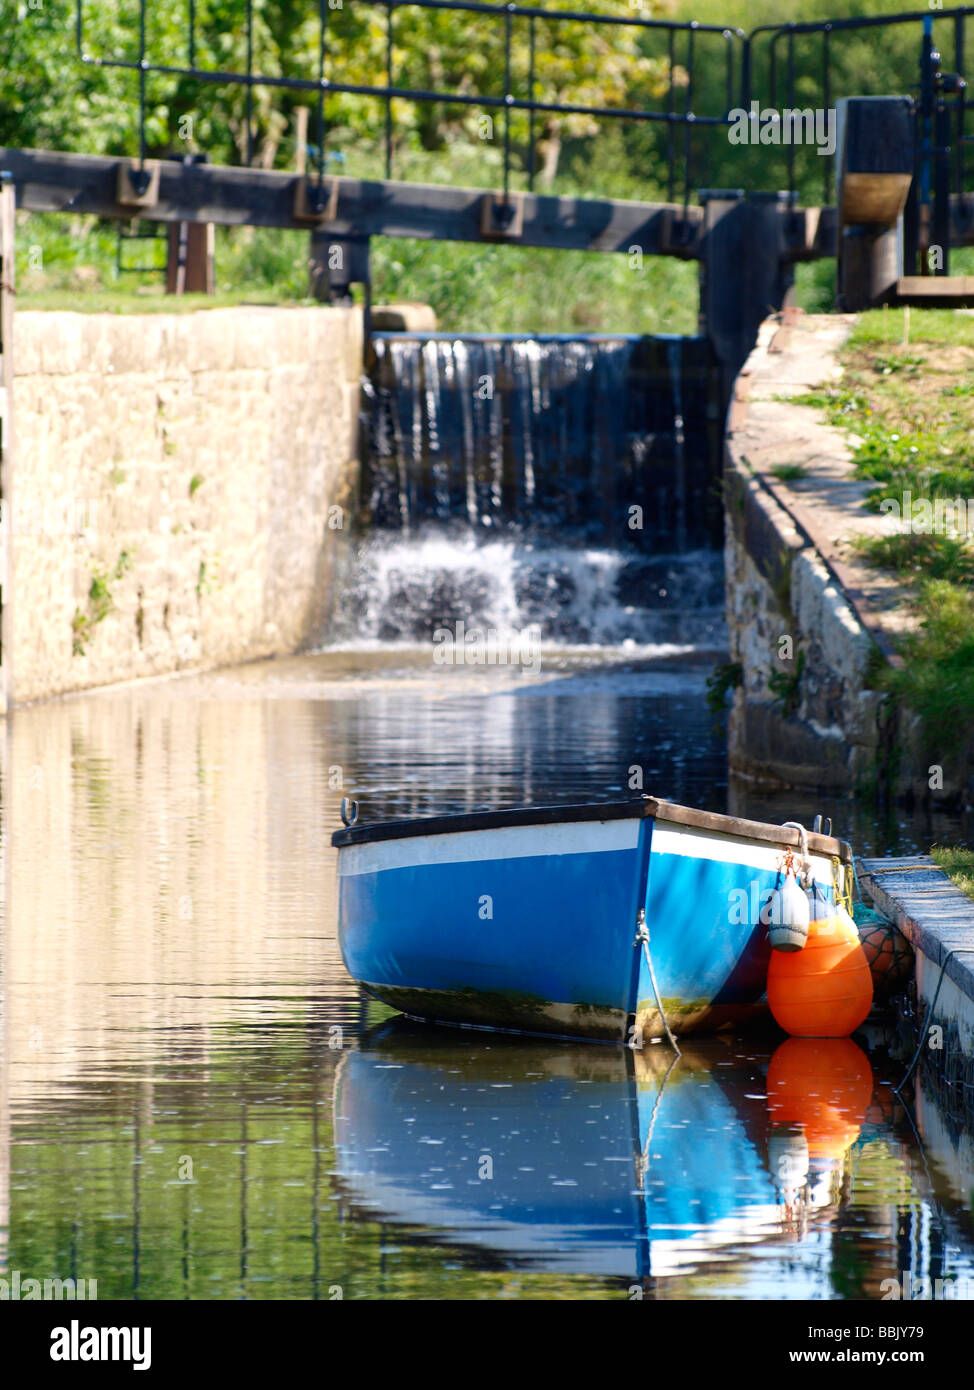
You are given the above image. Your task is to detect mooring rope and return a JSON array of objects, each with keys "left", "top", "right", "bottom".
[
  {"left": 781, "top": 820, "right": 813, "bottom": 888},
  {"left": 634, "top": 909, "right": 681, "bottom": 1057}
]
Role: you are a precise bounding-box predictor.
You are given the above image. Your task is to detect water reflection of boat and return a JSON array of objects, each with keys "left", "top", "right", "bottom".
[
  {"left": 332, "top": 798, "right": 853, "bottom": 1041},
  {"left": 333, "top": 1025, "right": 810, "bottom": 1279}
]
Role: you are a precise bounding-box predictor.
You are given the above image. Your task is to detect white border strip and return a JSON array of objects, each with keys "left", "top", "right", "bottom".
[
  {"left": 338, "top": 814, "right": 838, "bottom": 883},
  {"left": 651, "top": 824, "right": 834, "bottom": 884},
  {"left": 338, "top": 817, "right": 641, "bottom": 877}
]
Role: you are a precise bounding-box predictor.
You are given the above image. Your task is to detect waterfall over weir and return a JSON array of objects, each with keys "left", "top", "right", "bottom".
[
  {"left": 332, "top": 333, "right": 727, "bottom": 651},
  {"left": 361, "top": 333, "right": 721, "bottom": 545}
]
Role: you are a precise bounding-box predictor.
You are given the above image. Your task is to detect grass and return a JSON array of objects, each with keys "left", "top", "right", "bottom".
[
  {"left": 887, "top": 580, "right": 974, "bottom": 736},
  {"left": 790, "top": 304, "right": 974, "bottom": 757},
  {"left": 931, "top": 846, "right": 974, "bottom": 900},
  {"left": 19, "top": 288, "right": 309, "bottom": 314},
  {"left": 14, "top": 214, "right": 852, "bottom": 335},
  {"left": 849, "top": 303, "right": 974, "bottom": 347},
  {"left": 16, "top": 212, "right": 703, "bottom": 335}
]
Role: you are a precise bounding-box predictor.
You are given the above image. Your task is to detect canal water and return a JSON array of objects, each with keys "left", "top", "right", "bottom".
[
  {"left": 3, "top": 331, "right": 973, "bottom": 1301},
  {"left": 3, "top": 643, "right": 974, "bottom": 1300}
]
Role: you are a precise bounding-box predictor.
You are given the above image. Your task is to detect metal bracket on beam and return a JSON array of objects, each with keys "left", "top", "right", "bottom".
[
  {"left": 480, "top": 192, "right": 524, "bottom": 240},
  {"left": 115, "top": 160, "right": 161, "bottom": 208},
  {"left": 659, "top": 207, "right": 703, "bottom": 256},
  {"left": 294, "top": 177, "right": 339, "bottom": 223}
]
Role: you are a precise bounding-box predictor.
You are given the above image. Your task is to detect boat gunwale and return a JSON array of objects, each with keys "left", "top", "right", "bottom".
[{"left": 330, "top": 796, "right": 852, "bottom": 863}]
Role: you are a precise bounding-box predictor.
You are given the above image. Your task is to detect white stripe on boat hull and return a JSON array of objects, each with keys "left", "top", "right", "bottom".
[
  {"left": 338, "top": 816, "right": 641, "bottom": 877},
  {"left": 651, "top": 823, "right": 836, "bottom": 885},
  {"left": 338, "top": 815, "right": 838, "bottom": 887}
]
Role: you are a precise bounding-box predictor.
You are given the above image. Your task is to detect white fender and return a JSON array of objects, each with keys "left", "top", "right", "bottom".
[{"left": 764, "top": 871, "right": 810, "bottom": 952}]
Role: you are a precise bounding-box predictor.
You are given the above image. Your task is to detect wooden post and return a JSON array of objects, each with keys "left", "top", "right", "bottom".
[
  {"left": 165, "top": 155, "right": 215, "bottom": 295},
  {"left": 0, "top": 174, "right": 13, "bottom": 715},
  {"left": 835, "top": 97, "right": 915, "bottom": 310},
  {"left": 166, "top": 220, "right": 215, "bottom": 295},
  {"left": 294, "top": 106, "right": 309, "bottom": 176}
]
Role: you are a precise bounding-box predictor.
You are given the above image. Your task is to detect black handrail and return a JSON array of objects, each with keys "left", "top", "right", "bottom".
[
  {"left": 75, "top": 0, "right": 747, "bottom": 206},
  {"left": 70, "top": 2, "right": 974, "bottom": 210}
]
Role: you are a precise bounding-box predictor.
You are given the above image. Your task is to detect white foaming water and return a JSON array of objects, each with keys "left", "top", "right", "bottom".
[{"left": 326, "top": 531, "right": 727, "bottom": 652}]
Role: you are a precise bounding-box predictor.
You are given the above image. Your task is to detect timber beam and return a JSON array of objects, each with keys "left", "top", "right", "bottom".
[
  {"left": 0, "top": 147, "right": 705, "bottom": 258},
  {"left": 4, "top": 146, "right": 973, "bottom": 265}
]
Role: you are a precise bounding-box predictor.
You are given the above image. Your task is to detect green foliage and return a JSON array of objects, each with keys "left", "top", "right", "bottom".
[
  {"left": 72, "top": 550, "right": 135, "bottom": 655},
  {"left": 768, "top": 648, "right": 805, "bottom": 716},
  {"left": 931, "top": 846, "right": 974, "bottom": 900},
  {"left": 2, "top": 0, "right": 678, "bottom": 186},
  {"left": 878, "top": 581, "right": 974, "bottom": 750},
  {"left": 850, "top": 303, "right": 974, "bottom": 348},
  {"left": 372, "top": 236, "right": 699, "bottom": 334},
  {"left": 794, "top": 258, "right": 836, "bottom": 315},
  {"left": 870, "top": 352, "right": 925, "bottom": 376},
  {"left": 18, "top": 212, "right": 700, "bottom": 333},
  {"left": 8, "top": 0, "right": 967, "bottom": 204},
  {"left": 788, "top": 387, "right": 872, "bottom": 423},
  {"left": 197, "top": 557, "right": 218, "bottom": 597},
  {"left": 705, "top": 660, "right": 742, "bottom": 717},
  {"left": 8, "top": 2, "right": 973, "bottom": 328},
  {"left": 852, "top": 425, "right": 938, "bottom": 479},
  {"left": 854, "top": 533, "right": 974, "bottom": 589},
  {"left": 795, "top": 322, "right": 974, "bottom": 755}
]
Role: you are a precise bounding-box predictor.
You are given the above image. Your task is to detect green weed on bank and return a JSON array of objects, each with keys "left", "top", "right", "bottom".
[{"left": 790, "top": 307, "right": 974, "bottom": 758}]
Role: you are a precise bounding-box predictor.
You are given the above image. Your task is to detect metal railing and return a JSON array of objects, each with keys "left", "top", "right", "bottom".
[
  {"left": 748, "top": 8, "right": 973, "bottom": 206},
  {"left": 71, "top": 3, "right": 974, "bottom": 213},
  {"left": 74, "top": 1, "right": 743, "bottom": 212}
]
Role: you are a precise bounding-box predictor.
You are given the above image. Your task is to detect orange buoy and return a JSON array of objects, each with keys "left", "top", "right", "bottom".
[
  {"left": 767, "top": 884, "right": 874, "bottom": 1037},
  {"left": 767, "top": 1036, "right": 873, "bottom": 1162}
]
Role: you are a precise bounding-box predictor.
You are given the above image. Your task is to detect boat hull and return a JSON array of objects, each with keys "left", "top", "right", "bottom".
[
  {"left": 339, "top": 818, "right": 643, "bottom": 1040},
  {"left": 334, "top": 800, "right": 850, "bottom": 1042}
]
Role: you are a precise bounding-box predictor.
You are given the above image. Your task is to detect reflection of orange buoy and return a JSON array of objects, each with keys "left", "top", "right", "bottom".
[
  {"left": 767, "top": 1036, "right": 873, "bottom": 1161},
  {"left": 767, "top": 885, "right": 874, "bottom": 1037}
]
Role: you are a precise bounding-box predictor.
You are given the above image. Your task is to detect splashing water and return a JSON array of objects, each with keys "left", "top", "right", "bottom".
[{"left": 327, "top": 530, "right": 726, "bottom": 651}]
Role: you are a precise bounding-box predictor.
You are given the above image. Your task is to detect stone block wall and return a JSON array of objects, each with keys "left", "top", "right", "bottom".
[
  {"left": 724, "top": 310, "right": 973, "bottom": 805},
  {"left": 724, "top": 459, "right": 887, "bottom": 792},
  {"left": 7, "top": 305, "right": 362, "bottom": 702}
]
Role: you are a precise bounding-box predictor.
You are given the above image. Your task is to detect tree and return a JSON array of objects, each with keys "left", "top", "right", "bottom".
[{"left": 1, "top": 0, "right": 682, "bottom": 188}]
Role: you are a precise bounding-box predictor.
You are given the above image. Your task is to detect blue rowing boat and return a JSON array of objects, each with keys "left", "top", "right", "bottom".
[{"left": 331, "top": 797, "right": 852, "bottom": 1042}]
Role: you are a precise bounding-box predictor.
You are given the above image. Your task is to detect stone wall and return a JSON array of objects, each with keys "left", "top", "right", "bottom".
[
  {"left": 724, "top": 461, "right": 887, "bottom": 791},
  {"left": 724, "top": 309, "right": 973, "bottom": 804},
  {"left": 723, "top": 312, "right": 893, "bottom": 795},
  {"left": 8, "top": 305, "right": 363, "bottom": 703}
]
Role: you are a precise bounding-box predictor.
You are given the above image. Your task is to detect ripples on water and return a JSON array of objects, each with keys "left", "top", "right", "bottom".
[{"left": 3, "top": 648, "right": 974, "bottom": 1299}]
